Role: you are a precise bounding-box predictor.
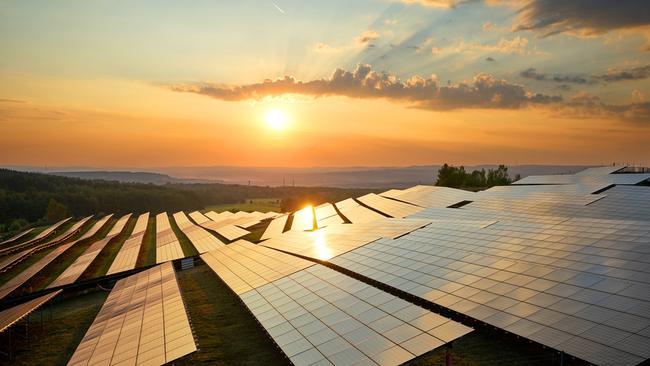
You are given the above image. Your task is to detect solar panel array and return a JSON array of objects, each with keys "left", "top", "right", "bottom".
[
  {"left": 0, "top": 241, "right": 76, "bottom": 300},
  {"left": 68, "top": 262, "right": 196, "bottom": 366},
  {"left": 0, "top": 228, "right": 34, "bottom": 246},
  {"left": 172, "top": 211, "right": 224, "bottom": 253},
  {"left": 215, "top": 224, "right": 250, "bottom": 241},
  {"left": 335, "top": 199, "right": 385, "bottom": 224},
  {"left": 201, "top": 241, "right": 471, "bottom": 365},
  {"left": 48, "top": 214, "right": 131, "bottom": 288},
  {"left": 107, "top": 213, "right": 150, "bottom": 275},
  {"left": 0, "top": 215, "right": 97, "bottom": 275},
  {"left": 380, "top": 185, "right": 475, "bottom": 208},
  {"left": 3, "top": 166, "right": 649, "bottom": 366},
  {"left": 0, "top": 217, "right": 72, "bottom": 255},
  {"left": 356, "top": 193, "right": 424, "bottom": 218},
  {"left": 514, "top": 171, "right": 650, "bottom": 185},
  {"left": 261, "top": 214, "right": 289, "bottom": 240},
  {"left": 262, "top": 219, "right": 431, "bottom": 261},
  {"left": 155, "top": 213, "right": 184, "bottom": 263}
]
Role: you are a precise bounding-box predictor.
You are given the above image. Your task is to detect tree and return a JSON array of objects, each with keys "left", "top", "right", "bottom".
[
  {"left": 44, "top": 198, "right": 68, "bottom": 222},
  {"left": 435, "top": 163, "right": 514, "bottom": 188}
]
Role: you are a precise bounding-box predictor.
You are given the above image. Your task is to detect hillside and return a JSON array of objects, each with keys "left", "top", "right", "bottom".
[{"left": 0, "top": 169, "right": 378, "bottom": 235}]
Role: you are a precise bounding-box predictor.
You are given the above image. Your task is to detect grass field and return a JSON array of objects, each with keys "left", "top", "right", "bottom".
[
  {"left": 204, "top": 198, "right": 282, "bottom": 213},
  {"left": 175, "top": 264, "right": 288, "bottom": 366},
  {"left": 5, "top": 289, "right": 108, "bottom": 366}
]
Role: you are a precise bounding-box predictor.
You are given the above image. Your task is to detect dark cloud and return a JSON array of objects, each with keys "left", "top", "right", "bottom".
[
  {"left": 596, "top": 64, "right": 650, "bottom": 82},
  {"left": 520, "top": 64, "right": 650, "bottom": 85},
  {"left": 564, "top": 92, "right": 650, "bottom": 122},
  {"left": 519, "top": 68, "right": 594, "bottom": 84},
  {"left": 172, "top": 64, "right": 561, "bottom": 111},
  {"left": 514, "top": 0, "right": 650, "bottom": 38},
  {"left": 485, "top": 57, "right": 495, "bottom": 62}
]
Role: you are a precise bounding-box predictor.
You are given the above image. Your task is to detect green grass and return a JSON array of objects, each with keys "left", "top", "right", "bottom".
[
  {"left": 174, "top": 264, "right": 288, "bottom": 366},
  {"left": 169, "top": 214, "right": 199, "bottom": 257},
  {"left": 136, "top": 217, "right": 157, "bottom": 267},
  {"left": 5, "top": 289, "right": 108, "bottom": 366},
  {"left": 204, "top": 198, "right": 281, "bottom": 213},
  {"left": 80, "top": 216, "right": 137, "bottom": 279}
]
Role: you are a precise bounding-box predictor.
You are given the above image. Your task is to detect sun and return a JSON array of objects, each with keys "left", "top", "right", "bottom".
[{"left": 265, "top": 109, "right": 289, "bottom": 130}]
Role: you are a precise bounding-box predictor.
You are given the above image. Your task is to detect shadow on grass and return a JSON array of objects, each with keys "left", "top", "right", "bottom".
[
  {"left": 174, "top": 264, "right": 289, "bottom": 366},
  {"left": 5, "top": 289, "right": 108, "bottom": 366}
]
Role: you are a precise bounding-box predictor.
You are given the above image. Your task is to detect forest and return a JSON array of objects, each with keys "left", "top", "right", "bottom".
[{"left": 0, "top": 169, "right": 377, "bottom": 234}]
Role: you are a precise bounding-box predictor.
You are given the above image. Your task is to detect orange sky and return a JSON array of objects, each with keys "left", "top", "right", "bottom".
[{"left": 1, "top": 1, "right": 649, "bottom": 167}]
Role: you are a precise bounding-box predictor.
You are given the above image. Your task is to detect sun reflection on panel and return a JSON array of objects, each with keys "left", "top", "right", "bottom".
[{"left": 310, "top": 229, "right": 332, "bottom": 260}]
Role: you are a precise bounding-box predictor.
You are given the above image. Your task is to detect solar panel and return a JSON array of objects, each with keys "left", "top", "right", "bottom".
[
  {"left": 7, "top": 217, "right": 71, "bottom": 249},
  {"left": 0, "top": 216, "right": 95, "bottom": 273},
  {"left": 514, "top": 170, "right": 650, "bottom": 185},
  {"left": 291, "top": 206, "right": 316, "bottom": 231},
  {"left": 201, "top": 241, "right": 472, "bottom": 365},
  {"left": 155, "top": 213, "right": 184, "bottom": 263},
  {"left": 0, "top": 217, "right": 79, "bottom": 258},
  {"left": 0, "top": 241, "right": 76, "bottom": 300},
  {"left": 338, "top": 205, "right": 385, "bottom": 224},
  {"left": 380, "top": 186, "right": 475, "bottom": 208},
  {"left": 261, "top": 214, "right": 289, "bottom": 240},
  {"left": 107, "top": 213, "right": 131, "bottom": 237},
  {"left": 204, "top": 210, "right": 232, "bottom": 222},
  {"left": 67, "top": 262, "right": 196, "bottom": 366},
  {"left": 0, "top": 289, "right": 62, "bottom": 333},
  {"left": 188, "top": 211, "right": 210, "bottom": 225},
  {"left": 324, "top": 215, "right": 650, "bottom": 366},
  {"left": 357, "top": 193, "right": 424, "bottom": 218},
  {"left": 48, "top": 214, "right": 131, "bottom": 288},
  {"left": 574, "top": 166, "right": 626, "bottom": 176},
  {"left": 215, "top": 224, "right": 250, "bottom": 241},
  {"left": 262, "top": 219, "right": 431, "bottom": 261},
  {"left": 106, "top": 213, "right": 150, "bottom": 275},
  {"left": 171, "top": 211, "right": 224, "bottom": 253},
  {"left": 0, "top": 227, "right": 34, "bottom": 246}
]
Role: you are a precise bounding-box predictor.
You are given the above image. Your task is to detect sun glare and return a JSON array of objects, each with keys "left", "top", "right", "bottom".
[{"left": 265, "top": 109, "right": 289, "bottom": 130}]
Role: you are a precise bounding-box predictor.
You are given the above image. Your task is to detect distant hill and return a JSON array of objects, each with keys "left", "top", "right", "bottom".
[
  {"left": 153, "top": 164, "right": 592, "bottom": 188},
  {"left": 49, "top": 171, "right": 216, "bottom": 185},
  {"left": 4, "top": 164, "right": 592, "bottom": 188}
]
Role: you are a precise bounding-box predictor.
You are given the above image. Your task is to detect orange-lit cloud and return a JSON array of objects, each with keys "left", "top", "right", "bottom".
[{"left": 172, "top": 64, "right": 561, "bottom": 110}]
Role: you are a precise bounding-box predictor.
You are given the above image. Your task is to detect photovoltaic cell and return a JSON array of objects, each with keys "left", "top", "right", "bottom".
[
  {"left": 201, "top": 241, "right": 471, "bottom": 366},
  {"left": 172, "top": 211, "right": 224, "bottom": 253},
  {"left": 67, "top": 262, "right": 196, "bottom": 366},
  {"left": 106, "top": 213, "right": 150, "bottom": 275}
]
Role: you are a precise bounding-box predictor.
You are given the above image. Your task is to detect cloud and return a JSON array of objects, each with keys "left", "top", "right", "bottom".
[
  {"left": 355, "top": 31, "right": 380, "bottom": 46},
  {"left": 513, "top": 0, "right": 650, "bottom": 49},
  {"left": 400, "top": 0, "right": 471, "bottom": 8},
  {"left": 597, "top": 64, "right": 650, "bottom": 82},
  {"left": 519, "top": 64, "right": 650, "bottom": 84},
  {"left": 172, "top": 64, "right": 561, "bottom": 111},
  {"left": 520, "top": 68, "right": 594, "bottom": 84},
  {"left": 431, "top": 36, "right": 538, "bottom": 55},
  {"left": 562, "top": 92, "right": 650, "bottom": 122},
  {"left": 314, "top": 31, "right": 379, "bottom": 53}
]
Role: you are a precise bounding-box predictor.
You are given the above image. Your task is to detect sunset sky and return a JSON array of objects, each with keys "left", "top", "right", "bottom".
[{"left": 1, "top": 0, "right": 649, "bottom": 168}]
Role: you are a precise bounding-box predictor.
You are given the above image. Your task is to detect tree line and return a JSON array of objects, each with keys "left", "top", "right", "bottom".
[
  {"left": 0, "top": 169, "right": 377, "bottom": 234},
  {"left": 435, "top": 164, "right": 520, "bottom": 189}
]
